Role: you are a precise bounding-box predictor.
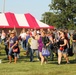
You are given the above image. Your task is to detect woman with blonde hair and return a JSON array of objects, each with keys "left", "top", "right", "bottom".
[{"left": 8, "top": 30, "right": 19, "bottom": 63}]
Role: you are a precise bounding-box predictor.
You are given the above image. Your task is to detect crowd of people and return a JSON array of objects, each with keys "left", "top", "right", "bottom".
[{"left": 0, "top": 28, "right": 76, "bottom": 65}]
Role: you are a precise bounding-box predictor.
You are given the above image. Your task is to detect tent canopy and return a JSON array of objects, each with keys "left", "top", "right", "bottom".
[{"left": 0, "top": 12, "right": 54, "bottom": 29}]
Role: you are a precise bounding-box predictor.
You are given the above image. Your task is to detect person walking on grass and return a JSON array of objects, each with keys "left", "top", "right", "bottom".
[
  {"left": 19, "top": 28, "right": 26, "bottom": 50},
  {"left": 37, "top": 31, "right": 50, "bottom": 65},
  {"left": 28, "top": 30, "right": 39, "bottom": 62},
  {"left": 8, "top": 30, "right": 19, "bottom": 63},
  {"left": 57, "top": 30, "right": 70, "bottom": 65}
]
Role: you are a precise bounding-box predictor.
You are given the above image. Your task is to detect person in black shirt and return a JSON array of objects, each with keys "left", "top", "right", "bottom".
[{"left": 57, "top": 30, "right": 70, "bottom": 65}]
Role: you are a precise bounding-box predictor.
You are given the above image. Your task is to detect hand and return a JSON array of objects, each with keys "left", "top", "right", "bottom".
[
  {"left": 9, "top": 47, "right": 12, "bottom": 50},
  {"left": 60, "top": 45, "right": 62, "bottom": 46},
  {"left": 11, "top": 46, "right": 14, "bottom": 49},
  {"left": 46, "top": 43, "right": 49, "bottom": 46},
  {"left": 73, "top": 40, "right": 76, "bottom": 42}
]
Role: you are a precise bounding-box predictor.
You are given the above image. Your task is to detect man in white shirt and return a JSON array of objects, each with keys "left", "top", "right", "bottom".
[{"left": 19, "top": 29, "right": 26, "bottom": 50}]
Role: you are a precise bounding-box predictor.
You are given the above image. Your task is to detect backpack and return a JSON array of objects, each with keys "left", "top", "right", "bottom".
[{"left": 68, "top": 47, "right": 74, "bottom": 56}]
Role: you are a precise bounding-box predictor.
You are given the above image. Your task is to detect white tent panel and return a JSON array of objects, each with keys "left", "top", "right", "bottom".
[
  {"left": 15, "top": 14, "right": 29, "bottom": 27},
  {"left": 0, "top": 14, "right": 9, "bottom": 26},
  {"left": 36, "top": 19, "right": 49, "bottom": 27}
]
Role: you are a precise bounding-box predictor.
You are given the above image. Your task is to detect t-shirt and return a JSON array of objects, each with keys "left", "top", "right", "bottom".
[
  {"left": 9, "top": 36, "right": 18, "bottom": 48},
  {"left": 30, "top": 37, "right": 38, "bottom": 49},
  {"left": 20, "top": 33, "right": 26, "bottom": 40},
  {"left": 1, "top": 33, "right": 6, "bottom": 39}
]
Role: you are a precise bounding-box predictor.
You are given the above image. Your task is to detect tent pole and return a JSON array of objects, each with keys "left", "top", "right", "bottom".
[{"left": 3, "top": 0, "right": 6, "bottom": 13}]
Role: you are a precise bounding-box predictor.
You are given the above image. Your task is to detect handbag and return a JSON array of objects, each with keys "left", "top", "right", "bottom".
[
  {"left": 59, "top": 46, "right": 64, "bottom": 51},
  {"left": 42, "top": 48, "right": 50, "bottom": 56},
  {"left": 13, "top": 48, "right": 18, "bottom": 52}
]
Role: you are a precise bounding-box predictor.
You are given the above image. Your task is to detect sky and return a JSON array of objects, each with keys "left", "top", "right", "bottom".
[{"left": 0, "top": 0, "right": 51, "bottom": 20}]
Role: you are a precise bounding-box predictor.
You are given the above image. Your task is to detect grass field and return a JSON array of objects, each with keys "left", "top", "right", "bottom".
[{"left": 0, "top": 44, "right": 76, "bottom": 75}]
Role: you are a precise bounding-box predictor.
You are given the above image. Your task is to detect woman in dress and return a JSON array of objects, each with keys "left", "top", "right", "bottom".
[{"left": 37, "top": 31, "right": 50, "bottom": 65}]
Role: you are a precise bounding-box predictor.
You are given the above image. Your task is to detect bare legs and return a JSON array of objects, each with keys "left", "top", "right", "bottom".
[
  {"left": 58, "top": 52, "right": 70, "bottom": 64},
  {"left": 58, "top": 52, "right": 62, "bottom": 64},
  {"left": 8, "top": 55, "right": 17, "bottom": 63},
  {"left": 14, "top": 57, "right": 17, "bottom": 63},
  {"left": 63, "top": 54, "right": 69, "bottom": 63},
  {"left": 39, "top": 52, "right": 47, "bottom": 65},
  {"left": 9, "top": 55, "right": 12, "bottom": 63}
]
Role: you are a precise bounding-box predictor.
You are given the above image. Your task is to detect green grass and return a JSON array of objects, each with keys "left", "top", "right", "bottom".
[{"left": 0, "top": 44, "right": 76, "bottom": 75}]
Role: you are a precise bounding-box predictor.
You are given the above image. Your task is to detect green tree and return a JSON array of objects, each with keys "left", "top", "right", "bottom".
[
  {"left": 41, "top": 12, "right": 57, "bottom": 26},
  {"left": 49, "top": 0, "right": 76, "bottom": 29},
  {"left": 41, "top": 0, "right": 76, "bottom": 29}
]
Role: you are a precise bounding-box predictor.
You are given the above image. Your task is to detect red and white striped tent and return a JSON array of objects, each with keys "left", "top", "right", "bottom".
[{"left": 0, "top": 12, "right": 54, "bottom": 29}]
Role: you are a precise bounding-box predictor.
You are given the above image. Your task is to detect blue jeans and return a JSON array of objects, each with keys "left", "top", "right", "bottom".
[
  {"left": 21, "top": 40, "right": 26, "bottom": 50},
  {"left": 8, "top": 48, "right": 18, "bottom": 57},
  {"left": 8, "top": 48, "right": 13, "bottom": 56},
  {"left": 29, "top": 48, "right": 39, "bottom": 62}
]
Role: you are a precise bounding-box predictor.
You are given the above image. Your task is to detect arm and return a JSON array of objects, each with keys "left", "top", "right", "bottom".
[
  {"left": 11, "top": 40, "right": 18, "bottom": 49},
  {"left": 60, "top": 39, "right": 67, "bottom": 47}
]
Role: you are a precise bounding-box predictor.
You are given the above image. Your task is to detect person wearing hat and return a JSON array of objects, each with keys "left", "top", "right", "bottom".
[{"left": 8, "top": 30, "right": 19, "bottom": 63}]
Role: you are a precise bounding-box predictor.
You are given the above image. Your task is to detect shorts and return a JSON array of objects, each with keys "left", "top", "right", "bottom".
[
  {"left": 8, "top": 48, "right": 18, "bottom": 57},
  {"left": 58, "top": 48, "right": 68, "bottom": 54}
]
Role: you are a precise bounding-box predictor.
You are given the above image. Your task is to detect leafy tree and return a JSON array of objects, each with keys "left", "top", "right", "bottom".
[
  {"left": 41, "top": 0, "right": 76, "bottom": 29},
  {"left": 41, "top": 12, "right": 57, "bottom": 26},
  {"left": 50, "top": 0, "right": 76, "bottom": 29}
]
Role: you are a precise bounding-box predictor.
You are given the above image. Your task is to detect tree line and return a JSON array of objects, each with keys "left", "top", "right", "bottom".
[{"left": 41, "top": 0, "right": 76, "bottom": 29}]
